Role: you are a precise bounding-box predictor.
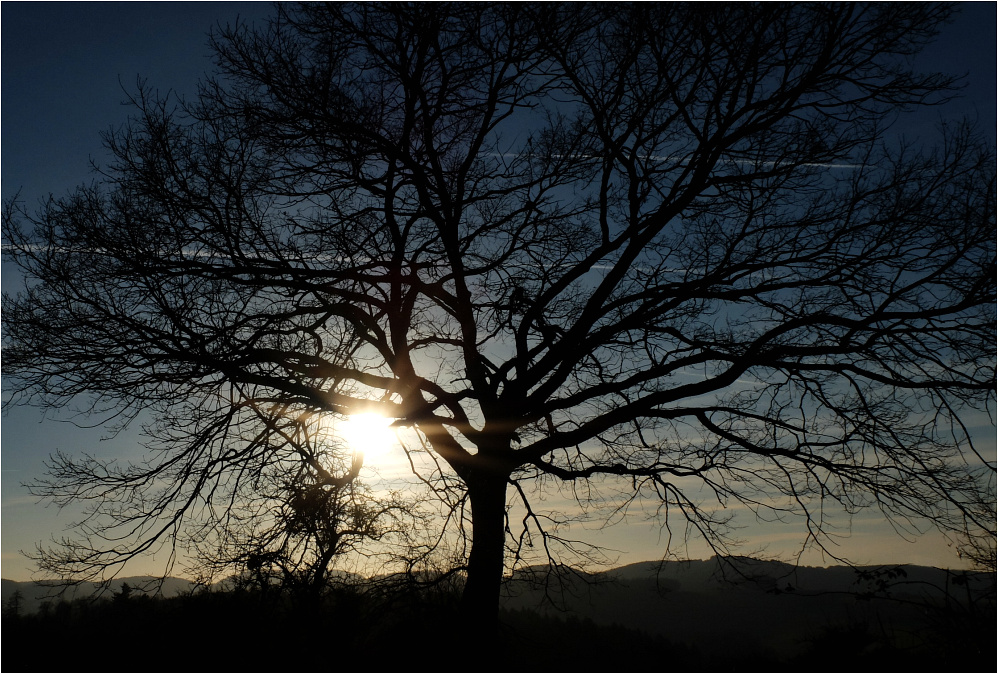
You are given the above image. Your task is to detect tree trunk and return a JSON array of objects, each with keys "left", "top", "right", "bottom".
[{"left": 459, "top": 471, "right": 508, "bottom": 635}]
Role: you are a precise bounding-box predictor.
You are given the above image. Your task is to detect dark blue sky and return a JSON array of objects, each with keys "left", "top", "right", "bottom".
[
  {"left": 2, "top": 2, "right": 275, "bottom": 201},
  {"left": 1, "top": 2, "right": 995, "bottom": 581},
  {"left": 2, "top": 2, "right": 994, "bottom": 205}
]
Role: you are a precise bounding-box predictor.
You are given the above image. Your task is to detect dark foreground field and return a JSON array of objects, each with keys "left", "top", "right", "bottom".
[
  {"left": 3, "top": 558, "right": 994, "bottom": 672},
  {"left": 2, "top": 591, "right": 993, "bottom": 671}
]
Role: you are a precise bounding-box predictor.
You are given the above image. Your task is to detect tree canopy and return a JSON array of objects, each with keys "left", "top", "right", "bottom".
[{"left": 3, "top": 2, "right": 995, "bottom": 630}]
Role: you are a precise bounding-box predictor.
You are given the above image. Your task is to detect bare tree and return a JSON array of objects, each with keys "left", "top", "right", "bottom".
[
  {"left": 3, "top": 3, "right": 994, "bottom": 637},
  {"left": 185, "top": 406, "right": 439, "bottom": 607}
]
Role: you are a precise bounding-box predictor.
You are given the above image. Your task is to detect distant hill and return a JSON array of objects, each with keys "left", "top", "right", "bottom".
[
  {"left": 1, "top": 576, "right": 198, "bottom": 615},
  {"left": 597, "top": 555, "right": 986, "bottom": 595},
  {"left": 0, "top": 571, "right": 369, "bottom": 616},
  {"left": 4, "top": 555, "right": 990, "bottom": 618},
  {"left": 501, "top": 556, "right": 995, "bottom": 661},
  {"left": 1, "top": 556, "right": 993, "bottom": 670},
  {"left": 4, "top": 555, "right": 992, "bottom": 660}
]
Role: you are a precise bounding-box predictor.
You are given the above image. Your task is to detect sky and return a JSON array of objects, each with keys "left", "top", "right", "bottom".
[{"left": 2, "top": 2, "right": 996, "bottom": 582}]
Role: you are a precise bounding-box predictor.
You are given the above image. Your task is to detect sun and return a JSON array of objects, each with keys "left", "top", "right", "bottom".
[{"left": 339, "top": 412, "right": 397, "bottom": 461}]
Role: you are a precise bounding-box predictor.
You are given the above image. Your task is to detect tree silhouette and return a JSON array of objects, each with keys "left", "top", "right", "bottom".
[
  {"left": 3, "top": 3, "right": 994, "bottom": 638},
  {"left": 113, "top": 581, "right": 134, "bottom": 604},
  {"left": 186, "top": 408, "right": 441, "bottom": 606},
  {"left": 3, "top": 590, "right": 24, "bottom": 622}
]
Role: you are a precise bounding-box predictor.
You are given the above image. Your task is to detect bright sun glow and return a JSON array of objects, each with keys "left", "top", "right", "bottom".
[{"left": 339, "top": 413, "right": 397, "bottom": 461}]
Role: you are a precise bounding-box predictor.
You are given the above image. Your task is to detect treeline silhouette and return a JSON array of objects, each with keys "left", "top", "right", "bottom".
[
  {"left": 1, "top": 585, "right": 687, "bottom": 672},
  {"left": 2, "top": 577, "right": 992, "bottom": 672}
]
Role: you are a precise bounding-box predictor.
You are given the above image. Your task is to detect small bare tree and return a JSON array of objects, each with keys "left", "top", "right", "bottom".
[{"left": 187, "top": 407, "right": 439, "bottom": 605}]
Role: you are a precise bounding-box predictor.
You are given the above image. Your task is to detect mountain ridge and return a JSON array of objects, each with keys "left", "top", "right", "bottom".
[
  {"left": 3, "top": 555, "right": 992, "bottom": 666},
  {"left": 4, "top": 554, "right": 991, "bottom": 617}
]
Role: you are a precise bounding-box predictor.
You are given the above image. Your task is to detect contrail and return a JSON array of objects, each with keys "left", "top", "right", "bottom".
[{"left": 488, "top": 152, "right": 863, "bottom": 170}]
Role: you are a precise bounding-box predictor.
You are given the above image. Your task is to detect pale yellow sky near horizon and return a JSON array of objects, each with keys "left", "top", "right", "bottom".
[{"left": 2, "top": 420, "right": 986, "bottom": 583}]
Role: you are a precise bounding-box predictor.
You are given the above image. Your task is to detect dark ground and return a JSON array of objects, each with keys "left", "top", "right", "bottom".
[{"left": 2, "top": 581, "right": 993, "bottom": 672}]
